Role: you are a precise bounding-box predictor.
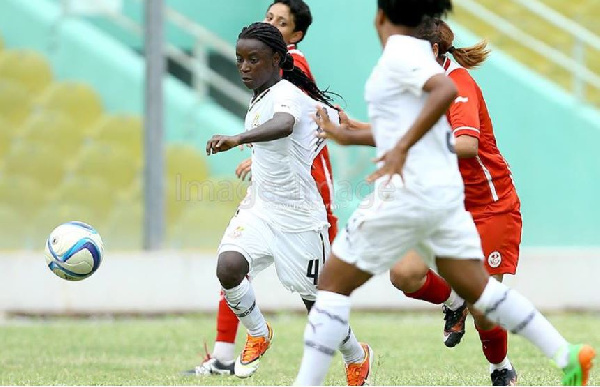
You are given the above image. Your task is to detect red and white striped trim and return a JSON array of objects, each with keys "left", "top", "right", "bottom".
[
  {"left": 320, "top": 154, "right": 334, "bottom": 208},
  {"left": 453, "top": 126, "right": 480, "bottom": 134},
  {"left": 476, "top": 156, "right": 498, "bottom": 201}
]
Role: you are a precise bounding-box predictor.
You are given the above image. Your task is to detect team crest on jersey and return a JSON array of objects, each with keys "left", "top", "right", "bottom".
[
  {"left": 488, "top": 251, "right": 502, "bottom": 268},
  {"left": 252, "top": 113, "right": 260, "bottom": 128},
  {"left": 229, "top": 226, "right": 245, "bottom": 239}
]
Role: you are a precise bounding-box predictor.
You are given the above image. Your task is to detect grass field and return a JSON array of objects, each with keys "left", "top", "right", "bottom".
[{"left": 0, "top": 312, "right": 598, "bottom": 385}]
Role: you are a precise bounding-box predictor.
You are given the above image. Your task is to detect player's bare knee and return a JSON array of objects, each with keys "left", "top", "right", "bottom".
[
  {"left": 469, "top": 305, "right": 496, "bottom": 330},
  {"left": 216, "top": 251, "right": 249, "bottom": 289},
  {"left": 389, "top": 265, "right": 423, "bottom": 292}
]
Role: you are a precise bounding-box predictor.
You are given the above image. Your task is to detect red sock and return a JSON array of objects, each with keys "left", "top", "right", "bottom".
[
  {"left": 216, "top": 290, "right": 239, "bottom": 343},
  {"left": 476, "top": 325, "right": 508, "bottom": 364},
  {"left": 403, "top": 269, "right": 451, "bottom": 305}
]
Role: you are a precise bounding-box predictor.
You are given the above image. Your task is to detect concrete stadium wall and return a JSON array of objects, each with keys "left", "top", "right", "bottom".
[{"left": 1, "top": 249, "right": 599, "bottom": 315}]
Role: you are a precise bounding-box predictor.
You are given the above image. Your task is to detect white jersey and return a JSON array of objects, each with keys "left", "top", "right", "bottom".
[
  {"left": 365, "top": 35, "right": 464, "bottom": 208},
  {"left": 242, "top": 79, "right": 334, "bottom": 232}
]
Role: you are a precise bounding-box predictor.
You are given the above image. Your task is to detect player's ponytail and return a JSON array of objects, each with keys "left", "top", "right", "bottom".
[
  {"left": 447, "top": 40, "right": 490, "bottom": 69},
  {"left": 416, "top": 17, "right": 490, "bottom": 69},
  {"left": 238, "top": 22, "right": 337, "bottom": 109}
]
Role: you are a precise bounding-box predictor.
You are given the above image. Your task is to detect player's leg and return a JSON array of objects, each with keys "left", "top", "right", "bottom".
[
  {"left": 296, "top": 198, "right": 414, "bottom": 386},
  {"left": 184, "top": 292, "right": 239, "bottom": 376},
  {"left": 389, "top": 252, "right": 467, "bottom": 347},
  {"left": 432, "top": 206, "right": 595, "bottom": 386},
  {"left": 282, "top": 229, "right": 372, "bottom": 386},
  {"left": 295, "top": 254, "right": 373, "bottom": 386},
  {"left": 471, "top": 206, "right": 522, "bottom": 385},
  {"left": 215, "top": 212, "right": 274, "bottom": 379},
  {"left": 470, "top": 274, "right": 516, "bottom": 386}
]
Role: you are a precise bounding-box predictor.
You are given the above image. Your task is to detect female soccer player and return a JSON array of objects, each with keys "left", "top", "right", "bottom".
[
  {"left": 205, "top": 23, "right": 372, "bottom": 384},
  {"left": 294, "top": 0, "right": 595, "bottom": 385},
  {"left": 314, "top": 16, "right": 521, "bottom": 386},
  {"left": 191, "top": 0, "right": 339, "bottom": 377}
]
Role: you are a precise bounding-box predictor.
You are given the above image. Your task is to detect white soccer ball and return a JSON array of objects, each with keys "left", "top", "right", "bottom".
[{"left": 44, "top": 221, "right": 104, "bottom": 281}]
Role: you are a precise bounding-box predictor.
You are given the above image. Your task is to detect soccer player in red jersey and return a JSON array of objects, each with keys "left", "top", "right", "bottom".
[{"left": 185, "top": 0, "right": 338, "bottom": 377}]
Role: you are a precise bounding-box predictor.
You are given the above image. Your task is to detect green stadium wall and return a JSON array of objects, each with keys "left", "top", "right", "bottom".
[{"left": 3, "top": 0, "right": 599, "bottom": 247}]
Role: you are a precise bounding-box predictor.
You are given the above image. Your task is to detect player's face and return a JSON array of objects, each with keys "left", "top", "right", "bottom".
[
  {"left": 236, "top": 38, "right": 281, "bottom": 93},
  {"left": 264, "top": 3, "right": 303, "bottom": 45}
]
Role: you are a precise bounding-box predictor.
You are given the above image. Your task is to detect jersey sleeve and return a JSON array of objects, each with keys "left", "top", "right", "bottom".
[
  {"left": 273, "top": 84, "right": 302, "bottom": 123},
  {"left": 385, "top": 40, "right": 443, "bottom": 97},
  {"left": 448, "top": 70, "right": 481, "bottom": 139}
]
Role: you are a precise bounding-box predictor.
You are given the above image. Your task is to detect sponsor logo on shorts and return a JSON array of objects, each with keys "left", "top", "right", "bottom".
[{"left": 488, "top": 251, "right": 502, "bottom": 268}]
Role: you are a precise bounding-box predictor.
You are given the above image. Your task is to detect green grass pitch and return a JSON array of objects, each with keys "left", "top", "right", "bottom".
[{"left": 0, "top": 312, "right": 597, "bottom": 385}]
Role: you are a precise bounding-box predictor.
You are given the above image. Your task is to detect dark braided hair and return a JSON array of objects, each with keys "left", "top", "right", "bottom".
[{"left": 238, "top": 22, "right": 336, "bottom": 109}]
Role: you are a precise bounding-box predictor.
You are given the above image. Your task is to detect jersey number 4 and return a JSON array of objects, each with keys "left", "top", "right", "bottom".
[{"left": 306, "top": 259, "right": 320, "bottom": 285}]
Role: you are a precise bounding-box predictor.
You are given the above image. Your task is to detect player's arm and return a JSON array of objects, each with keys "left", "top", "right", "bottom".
[
  {"left": 397, "top": 74, "right": 457, "bottom": 152},
  {"left": 206, "top": 112, "right": 294, "bottom": 155},
  {"left": 455, "top": 135, "right": 479, "bottom": 158},
  {"left": 239, "top": 112, "right": 294, "bottom": 144},
  {"left": 314, "top": 106, "right": 375, "bottom": 147},
  {"left": 448, "top": 72, "right": 481, "bottom": 159}
]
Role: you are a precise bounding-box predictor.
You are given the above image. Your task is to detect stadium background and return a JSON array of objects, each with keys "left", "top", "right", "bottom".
[{"left": 0, "top": 0, "right": 598, "bottom": 314}]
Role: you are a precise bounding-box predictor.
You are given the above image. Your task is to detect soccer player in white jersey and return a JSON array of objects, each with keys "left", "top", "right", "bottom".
[
  {"left": 205, "top": 23, "right": 372, "bottom": 384},
  {"left": 294, "top": 0, "right": 595, "bottom": 385}
]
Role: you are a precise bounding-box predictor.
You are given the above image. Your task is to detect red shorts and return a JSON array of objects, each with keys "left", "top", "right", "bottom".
[
  {"left": 471, "top": 193, "right": 522, "bottom": 275},
  {"left": 311, "top": 146, "right": 338, "bottom": 242}
]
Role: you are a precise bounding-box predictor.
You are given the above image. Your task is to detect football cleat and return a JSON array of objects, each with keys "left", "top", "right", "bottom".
[
  {"left": 182, "top": 357, "right": 235, "bottom": 376},
  {"left": 234, "top": 323, "right": 273, "bottom": 378},
  {"left": 443, "top": 302, "right": 468, "bottom": 347},
  {"left": 345, "top": 343, "right": 374, "bottom": 386},
  {"left": 562, "top": 344, "right": 595, "bottom": 386},
  {"left": 491, "top": 366, "right": 517, "bottom": 386}
]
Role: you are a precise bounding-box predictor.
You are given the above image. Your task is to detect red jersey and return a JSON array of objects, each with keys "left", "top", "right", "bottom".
[
  {"left": 288, "top": 44, "right": 316, "bottom": 82},
  {"left": 287, "top": 44, "right": 337, "bottom": 240},
  {"left": 444, "top": 58, "right": 517, "bottom": 214}
]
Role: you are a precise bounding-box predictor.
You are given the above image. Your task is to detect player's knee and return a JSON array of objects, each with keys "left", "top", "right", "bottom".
[
  {"left": 470, "top": 305, "right": 495, "bottom": 330},
  {"left": 216, "top": 252, "right": 249, "bottom": 289},
  {"left": 389, "top": 264, "right": 426, "bottom": 293}
]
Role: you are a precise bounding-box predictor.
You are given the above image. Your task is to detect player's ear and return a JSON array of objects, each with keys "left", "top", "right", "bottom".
[
  {"left": 289, "top": 30, "right": 303, "bottom": 45},
  {"left": 374, "top": 8, "right": 386, "bottom": 29},
  {"left": 273, "top": 51, "right": 282, "bottom": 68},
  {"left": 432, "top": 43, "right": 439, "bottom": 58}
]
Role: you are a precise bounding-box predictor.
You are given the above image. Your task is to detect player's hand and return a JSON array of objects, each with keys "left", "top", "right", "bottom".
[
  {"left": 314, "top": 106, "right": 351, "bottom": 145},
  {"left": 367, "top": 144, "right": 408, "bottom": 183},
  {"left": 235, "top": 158, "right": 252, "bottom": 181},
  {"left": 206, "top": 135, "right": 241, "bottom": 155}
]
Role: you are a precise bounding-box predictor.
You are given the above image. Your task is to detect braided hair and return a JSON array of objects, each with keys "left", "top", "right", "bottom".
[{"left": 238, "top": 22, "right": 335, "bottom": 108}]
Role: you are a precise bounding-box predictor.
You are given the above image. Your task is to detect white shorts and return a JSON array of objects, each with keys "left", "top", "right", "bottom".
[
  {"left": 218, "top": 209, "right": 330, "bottom": 301},
  {"left": 332, "top": 192, "right": 484, "bottom": 275}
]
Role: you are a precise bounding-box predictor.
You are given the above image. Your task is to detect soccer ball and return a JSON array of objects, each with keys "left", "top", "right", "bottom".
[{"left": 44, "top": 221, "right": 104, "bottom": 281}]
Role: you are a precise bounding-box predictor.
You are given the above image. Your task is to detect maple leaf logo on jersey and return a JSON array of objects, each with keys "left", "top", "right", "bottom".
[{"left": 454, "top": 96, "right": 469, "bottom": 104}]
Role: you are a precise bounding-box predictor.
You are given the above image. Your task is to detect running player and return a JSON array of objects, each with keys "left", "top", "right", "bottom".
[
  {"left": 389, "top": 17, "right": 520, "bottom": 386},
  {"left": 314, "top": 16, "right": 521, "bottom": 385},
  {"left": 294, "top": 0, "right": 595, "bottom": 385},
  {"left": 189, "top": 0, "right": 338, "bottom": 377},
  {"left": 205, "top": 23, "right": 372, "bottom": 384}
]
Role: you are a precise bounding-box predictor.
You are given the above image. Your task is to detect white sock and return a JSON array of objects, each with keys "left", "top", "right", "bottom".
[
  {"left": 473, "top": 277, "right": 569, "bottom": 367},
  {"left": 222, "top": 278, "right": 268, "bottom": 338},
  {"left": 443, "top": 289, "right": 465, "bottom": 311},
  {"left": 490, "top": 356, "right": 513, "bottom": 372},
  {"left": 339, "top": 327, "right": 365, "bottom": 364},
  {"left": 295, "top": 291, "right": 351, "bottom": 386},
  {"left": 212, "top": 341, "right": 235, "bottom": 363}
]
